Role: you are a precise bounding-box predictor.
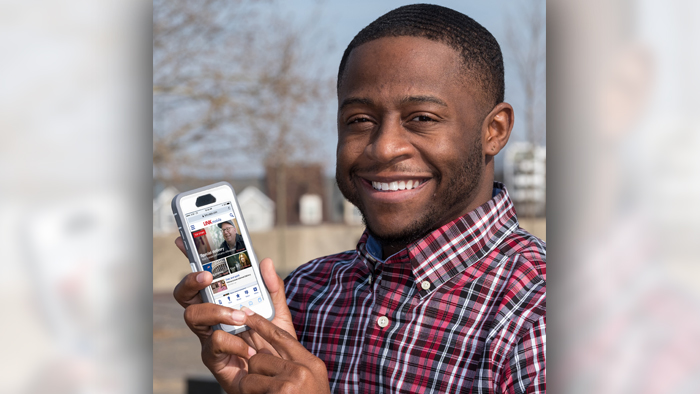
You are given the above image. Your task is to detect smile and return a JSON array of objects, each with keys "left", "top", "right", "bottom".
[{"left": 371, "top": 180, "right": 425, "bottom": 192}]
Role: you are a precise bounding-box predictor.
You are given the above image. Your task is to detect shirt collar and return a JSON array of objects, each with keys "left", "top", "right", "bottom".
[{"left": 357, "top": 182, "right": 519, "bottom": 296}]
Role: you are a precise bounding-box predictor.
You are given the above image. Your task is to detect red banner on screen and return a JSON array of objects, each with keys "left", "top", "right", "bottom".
[{"left": 192, "top": 229, "right": 206, "bottom": 238}]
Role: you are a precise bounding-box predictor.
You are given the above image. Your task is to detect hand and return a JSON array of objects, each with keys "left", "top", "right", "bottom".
[
  {"left": 236, "top": 308, "right": 330, "bottom": 394},
  {"left": 172, "top": 236, "right": 297, "bottom": 393}
]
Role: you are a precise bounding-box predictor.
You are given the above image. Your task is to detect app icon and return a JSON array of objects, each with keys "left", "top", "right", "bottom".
[
  {"left": 258, "top": 297, "right": 262, "bottom": 303},
  {"left": 236, "top": 293, "right": 241, "bottom": 299},
  {"left": 248, "top": 301, "right": 253, "bottom": 306},
  {"left": 244, "top": 290, "right": 249, "bottom": 295},
  {"left": 218, "top": 300, "right": 222, "bottom": 304},
  {"left": 253, "top": 287, "right": 258, "bottom": 292}
]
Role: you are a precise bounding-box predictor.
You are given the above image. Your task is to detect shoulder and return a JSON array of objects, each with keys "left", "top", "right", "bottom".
[
  {"left": 484, "top": 227, "right": 546, "bottom": 334},
  {"left": 498, "top": 227, "right": 546, "bottom": 281}
]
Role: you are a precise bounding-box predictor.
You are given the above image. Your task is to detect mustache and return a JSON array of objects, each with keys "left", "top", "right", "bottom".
[{"left": 348, "top": 162, "right": 433, "bottom": 175}]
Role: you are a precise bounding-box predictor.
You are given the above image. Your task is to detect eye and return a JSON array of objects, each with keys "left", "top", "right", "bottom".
[
  {"left": 411, "top": 115, "right": 437, "bottom": 122},
  {"left": 348, "top": 116, "right": 372, "bottom": 124}
]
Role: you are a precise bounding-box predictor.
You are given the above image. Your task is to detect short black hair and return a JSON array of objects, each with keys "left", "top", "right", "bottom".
[{"left": 337, "top": 3, "right": 504, "bottom": 109}]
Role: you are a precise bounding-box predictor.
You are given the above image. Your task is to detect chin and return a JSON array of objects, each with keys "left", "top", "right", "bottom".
[{"left": 364, "top": 207, "right": 440, "bottom": 247}]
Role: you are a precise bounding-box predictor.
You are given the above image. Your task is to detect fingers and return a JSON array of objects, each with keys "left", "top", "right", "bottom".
[
  {"left": 238, "top": 373, "right": 283, "bottom": 394},
  {"left": 175, "top": 236, "right": 187, "bottom": 256},
  {"left": 247, "top": 352, "right": 292, "bottom": 377},
  {"left": 259, "top": 258, "right": 297, "bottom": 340},
  {"left": 240, "top": 307, "right": 307, "bottom": 361},
  {"left": 202, "top": 329, "right": 256, "bottom": 369},
  {"left": 184, "top": 302, "right": 243, "bottom": 339},
  {"left": 173, "top": 271, "right": 212, "bottom": 308},
  {"left": 240, "top": 350, "right": 330, "bottom": 394},
  {"left": 259, "top": 258, "right": 282, "bottom": 295}
]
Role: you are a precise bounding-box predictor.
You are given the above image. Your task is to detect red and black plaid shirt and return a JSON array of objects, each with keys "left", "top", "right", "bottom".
[{"left": 285, "top": 183, "right": 546, "bottom": 393}]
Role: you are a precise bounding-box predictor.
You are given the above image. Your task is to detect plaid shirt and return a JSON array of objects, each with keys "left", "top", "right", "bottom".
[{"left": 284, "top": 183, "right": 546, "bottom": 393}]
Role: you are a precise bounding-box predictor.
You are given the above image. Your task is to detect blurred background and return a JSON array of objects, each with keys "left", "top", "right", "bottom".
[{"left": 1, "top": 0, "right": 697, "bottom": 393}]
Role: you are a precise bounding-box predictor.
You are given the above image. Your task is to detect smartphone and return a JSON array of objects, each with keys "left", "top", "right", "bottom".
[{"left": 171, "top": 182, "right": 275, "bottom": 334}]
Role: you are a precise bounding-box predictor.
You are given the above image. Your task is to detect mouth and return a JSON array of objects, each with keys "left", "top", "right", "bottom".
[
  {"left": 354, "top": 174, "right": 432, "bottom": 204},
  {"left": 370, "top": 179, "right": 427, "bottom": 192}
]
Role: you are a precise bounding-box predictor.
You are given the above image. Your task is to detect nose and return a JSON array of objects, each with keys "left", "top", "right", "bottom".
[{"left": 365, "top": 118, "right": 414, "bottom": 164}]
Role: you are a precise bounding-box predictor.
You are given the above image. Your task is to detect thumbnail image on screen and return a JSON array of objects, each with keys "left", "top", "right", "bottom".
[{"left": 190, "top": 218, "right": 246, "bottom": 263}]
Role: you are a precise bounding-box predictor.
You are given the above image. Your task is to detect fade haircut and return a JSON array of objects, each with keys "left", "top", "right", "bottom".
[{"left": 337, "top": 3, "right": 504, "bottom": 110}]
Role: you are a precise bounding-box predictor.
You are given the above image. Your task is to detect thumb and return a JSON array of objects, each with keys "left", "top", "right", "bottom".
[{"left": 259, "top": 258, "right": 296, "bottom": 337}]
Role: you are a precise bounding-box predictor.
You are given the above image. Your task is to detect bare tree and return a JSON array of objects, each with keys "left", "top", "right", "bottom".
[
  {"left": 505, "top": 0, "right": 546, "bottom": 147},
  {"left": 153, "top": 0, "right": 333, "bottom": 182},
  {"left": 154, "top": 0, "right": 333, "bottom": 266},
  {"left": 503, "top": 0, "right": 546, "bottom": 218}
]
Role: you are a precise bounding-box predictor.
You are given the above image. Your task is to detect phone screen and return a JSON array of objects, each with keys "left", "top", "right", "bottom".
[{"left": 184, "top": 201, "right": 265, "bottom": 309}]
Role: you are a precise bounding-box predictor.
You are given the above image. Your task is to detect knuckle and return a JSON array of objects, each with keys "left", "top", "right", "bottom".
[
  {"left": 311, "top": 357, "right": 326, "bottom": 373},
  {"left": 209, "top": 329, "right": 226, "bottom": 353},
  {"left": 271, "top": 326, "right": 289, "bottom": 342},
  {"left": 247, "top": 353, "right": 260, "bottom": 371},
  {"left": 295, "top": 366, "right": 311, "bottom": 381},
  {"left": 172, "top": 278, "right": 187, "bottom": 301},
  {"left": 279, "top": 381, "right": 298, "bottom": 394},
  {"left": 183, "top": 305, "right": 198, "bottom": 327},
  {"left": 238, "top": 375, "right": 252, "bottom": 393}
]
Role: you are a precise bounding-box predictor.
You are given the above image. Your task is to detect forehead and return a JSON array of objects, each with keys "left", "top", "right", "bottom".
[
  {"left": 221, "top": 223, "right": 233, "bottom": 228},
  {"left": 340, "top": 36, "right": 468, "bottom": 98}
]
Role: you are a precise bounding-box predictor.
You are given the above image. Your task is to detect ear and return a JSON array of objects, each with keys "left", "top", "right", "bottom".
[{"left": 481, "top": 102, "right": 514, "bottom": 156}]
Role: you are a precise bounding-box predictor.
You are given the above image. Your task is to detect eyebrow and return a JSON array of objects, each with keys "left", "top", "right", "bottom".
[
  {"left": 339, "top": 97, "right": 374, "bottom": 111},
  {"left": 339, "top": 95, "right": 447, "bottom": 111},
  {"left": 399, "top": 95, "right": 448, "bottom": 107}
]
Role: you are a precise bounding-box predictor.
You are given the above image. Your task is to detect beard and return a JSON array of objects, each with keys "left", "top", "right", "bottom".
[{"left": 336, "top": 134, "right": 484, "bottom": 250}]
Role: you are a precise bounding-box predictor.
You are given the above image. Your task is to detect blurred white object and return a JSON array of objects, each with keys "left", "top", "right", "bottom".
[
  {"left": 299, "top": 194, "right": 323, "bottom": 225},
  {"left": 238, "top": 186, "right": 275, "bottom": 232}
]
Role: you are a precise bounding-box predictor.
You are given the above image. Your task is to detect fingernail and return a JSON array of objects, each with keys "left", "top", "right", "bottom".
[
  {"left": 241, "top": 306, "right": 255, "bottom": 316},
  {"left": 247, "top": 347, "right": 257, "bottom": 357},
  {"left": 196, "top": 273, "right": 206, "bottom": 283},
  {"left": 231, "top": 310, "right": 246, "bottom": 325}
]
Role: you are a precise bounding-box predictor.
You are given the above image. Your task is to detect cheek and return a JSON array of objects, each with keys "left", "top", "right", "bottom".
[{"left": 336, "top": 135, "right": 367, "bottom": 169}]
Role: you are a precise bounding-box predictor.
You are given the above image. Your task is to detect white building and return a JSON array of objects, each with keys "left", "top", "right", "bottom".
[
  {"left": 504, "top": 142, "right": 546, "bottom": 217},
  {"left": 237, "top": 186, "right": 275, "bottom": 232},
  {"left": 153, "top": 186, "right": 179, "bottom": 235},
  {"left": 299, "top": 194, "right": 323, "bottom": 225}
]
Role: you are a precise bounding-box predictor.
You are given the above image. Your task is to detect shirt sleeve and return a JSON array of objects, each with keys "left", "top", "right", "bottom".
[{"left": 500, "top": 314, "right": 546, "bottom": 394}]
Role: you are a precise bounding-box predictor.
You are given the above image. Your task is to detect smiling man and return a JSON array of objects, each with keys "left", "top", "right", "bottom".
[
  {"left": 174, "top": 4, "right": 545, "bottom": 393},
  {"left": 216, "top": 221, "right": 246, "bottom": 260}
]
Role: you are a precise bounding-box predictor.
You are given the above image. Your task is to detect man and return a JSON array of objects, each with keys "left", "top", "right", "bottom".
[
  {"left": 174, "top": 4, "right": 545, "bottom": 393},
  {"left": 216, "top": 221, "right": 246, "bottom": 260}
]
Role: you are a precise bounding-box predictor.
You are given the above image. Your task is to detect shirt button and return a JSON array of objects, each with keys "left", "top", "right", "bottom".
[
  {"left": 421, "top": 280, "right": 431, "bottom": 290},
  {"left": 377, "top": 316, "right": 389, "bottom": 328}
]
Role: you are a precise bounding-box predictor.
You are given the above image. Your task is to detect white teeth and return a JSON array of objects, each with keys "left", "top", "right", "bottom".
[{"left": 371, "top": 179, "right": 423, "bottom": 191}]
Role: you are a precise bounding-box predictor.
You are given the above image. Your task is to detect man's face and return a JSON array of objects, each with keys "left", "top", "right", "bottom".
[
  {"left": 221, "top": 223, "right": 237, "bottom": 243},
  {"left": 336, "top": 36, "right": 487, "bottom": 246}
]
